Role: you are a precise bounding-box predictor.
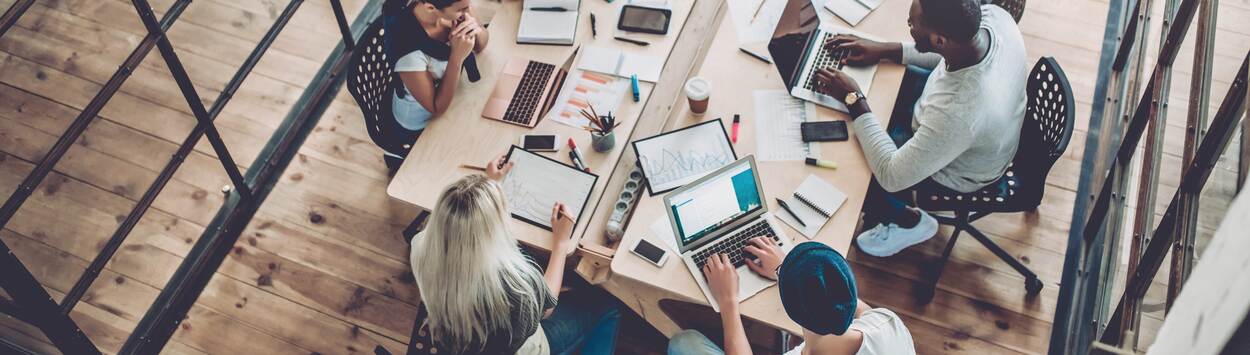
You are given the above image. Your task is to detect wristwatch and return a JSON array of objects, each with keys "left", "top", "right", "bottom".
[{"left": 844, "top": 91, "right": 870, "bottom": 119}]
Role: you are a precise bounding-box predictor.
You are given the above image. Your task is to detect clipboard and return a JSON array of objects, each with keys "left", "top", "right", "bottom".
[
  {"left": 502, "top": 146, "right": 599, "bottom": 232},
  {"left": 631, "top": 119, "right": 739, "bottom": 196}
]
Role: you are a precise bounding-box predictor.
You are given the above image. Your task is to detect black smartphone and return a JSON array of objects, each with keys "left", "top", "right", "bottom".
[
  {"left": 519, "top": 134, "right": 559, "bottom": 152},
  {"left": 618, "top": 5, "right": 671, "bottom": 35},
  {"left": 800, "top": 121, "right": 849, "bottom": 142},
  {"left": 630, "top": 238, "right": 669, "bottom": 267}
]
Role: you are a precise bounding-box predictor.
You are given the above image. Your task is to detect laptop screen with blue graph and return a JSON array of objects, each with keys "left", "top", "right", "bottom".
[{"left": 667, "top": 160, "right": 762, "bottom": 246}]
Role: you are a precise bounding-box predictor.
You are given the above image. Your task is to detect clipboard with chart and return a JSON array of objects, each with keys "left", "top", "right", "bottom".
[
  {"left": 632, "top": 119, "right": 738, "bottom": 196},
  {"left": 502, "top": 146, "right": 599, "bottom": 231}
]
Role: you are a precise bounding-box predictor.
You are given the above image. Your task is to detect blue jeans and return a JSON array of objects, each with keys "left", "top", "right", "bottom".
[
  {"left": 860, "top": 66, "right": 962, "bottom": 227},
  {"left": 541, "top": 286, "right": 623, "bottom": 355},
  {"left": 666, "top": 330, "right": 724, "bottom": 355}
]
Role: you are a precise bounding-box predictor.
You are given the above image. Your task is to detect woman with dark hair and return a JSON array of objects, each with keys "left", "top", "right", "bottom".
[{"left": 382, "top": 0, "right": 488, "bottom": 168}]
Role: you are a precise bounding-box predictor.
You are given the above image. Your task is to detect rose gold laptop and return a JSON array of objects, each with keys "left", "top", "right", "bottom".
[{"left": 482, "top": 48, "right": 579, "bottom": 128}]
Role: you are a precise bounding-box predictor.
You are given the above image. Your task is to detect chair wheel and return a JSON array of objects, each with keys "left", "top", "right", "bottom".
[{"left": 1025, "top": 278, "right": 1043, "bottom": 294}]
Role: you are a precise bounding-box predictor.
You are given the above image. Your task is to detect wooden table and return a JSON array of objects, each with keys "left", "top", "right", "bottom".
[
  {"left": 602, "top": 0, "right": 916, "bottom": 336},
  {"left": 387, "top": 0, "right": 695, "bottom": 251}
]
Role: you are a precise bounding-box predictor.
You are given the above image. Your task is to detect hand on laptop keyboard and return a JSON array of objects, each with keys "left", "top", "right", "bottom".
[
  {"left": 701, "top": 253, "right": 740, "bottom": 310},
  {"left": 743, "top": 237, "right": 784, "bottom": 281},
  {"left": 824, "top": 33, "right": 895, "bottom": 66}
]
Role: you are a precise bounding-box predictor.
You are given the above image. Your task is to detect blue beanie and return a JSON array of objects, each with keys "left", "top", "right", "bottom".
[{"left": 777, "top": 242, "right": 858, "bottom": 335}]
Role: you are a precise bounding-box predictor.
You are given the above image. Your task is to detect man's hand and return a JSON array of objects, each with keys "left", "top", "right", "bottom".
[
  {"left": 702, "top": 254, "right": 740, "bottom": 311},
  {"left": 743, "top": 237, "right": 784, "bottom": 281},
  {"left": 813, "top": 68, "right": 862, "bottom": 102},
  {"left": 549, "top": 203, "right": 577, "bottom": 255},
  {"left": 825, "top": 34, "right": 898, "bottom": 65},
  {"left": 484, "top": 155, "right": 513, "bottom": 181}
]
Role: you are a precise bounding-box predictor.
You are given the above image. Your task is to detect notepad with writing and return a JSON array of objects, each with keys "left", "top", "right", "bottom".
[
  {"left": 777, "top": 175, "right": 846, "bottom": 239},
  {"left": 517, "top": 0, "right": 581, "bottom": 45}
]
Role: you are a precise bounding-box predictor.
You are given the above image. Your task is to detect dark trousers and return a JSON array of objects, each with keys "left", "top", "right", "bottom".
[
  {"left": 861, "top": 66, "right": 963, "bottom": 228},
  {"left": 384, "top": 128, "right": 422, "bottom": 173}
]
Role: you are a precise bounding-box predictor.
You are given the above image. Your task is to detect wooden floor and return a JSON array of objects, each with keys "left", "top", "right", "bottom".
[{"left": 0, "top": 0, "right": 1244, "bottom": 354}]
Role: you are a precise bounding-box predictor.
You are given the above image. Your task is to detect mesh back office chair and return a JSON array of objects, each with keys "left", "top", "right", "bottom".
[
  {"left": 347, "top": 19, "right": 420, "bottom": 170},
  {"left": 914, "top": 57, "right": 1073, "bottom": 303},
  {"left": 990, "top": 0, "right": 1026, "bottom": 23}
]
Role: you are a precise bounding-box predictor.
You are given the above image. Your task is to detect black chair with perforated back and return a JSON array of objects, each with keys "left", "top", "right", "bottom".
[
  {"left": 347, "top": 18, "right": 419, "bottom": 173},
  {"left": 990, "top": 0, "right": 1026, "bottom": 23},
  {"left": 913, "top": 57, "right": 1073, "bottom": 303}
]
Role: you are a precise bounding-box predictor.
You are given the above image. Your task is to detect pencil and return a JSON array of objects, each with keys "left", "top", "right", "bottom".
[
  {"left": 459, "top": 164, "right": 486, "bottom": 172},
  {"left": 750, "top": 0, "right": 767, "bottom": 23}
]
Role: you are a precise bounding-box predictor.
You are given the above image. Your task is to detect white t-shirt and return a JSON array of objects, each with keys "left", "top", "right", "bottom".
[
  {"left": 393, "top": 50, "right": 448, "bottom": 131},
  {"left": 785, "top": 308, "right": 917, "bottom": 355}
]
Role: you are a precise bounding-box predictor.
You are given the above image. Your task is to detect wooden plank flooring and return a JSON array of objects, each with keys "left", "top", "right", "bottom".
[{"left": 0, "top": 0, "right": 1244, "bottom": 353}]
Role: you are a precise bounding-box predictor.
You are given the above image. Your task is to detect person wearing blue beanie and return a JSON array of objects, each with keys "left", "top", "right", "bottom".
[{"left": 667, "top": 240, "right": 916, "bottom": 355}]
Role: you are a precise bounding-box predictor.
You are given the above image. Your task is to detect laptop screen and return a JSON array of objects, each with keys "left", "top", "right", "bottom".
[
  {"left": 667, "top": 160, "right": 763, "bottom": 247},
  {"left": 768, "top": 0, "right": 822, "bottom": 90}
]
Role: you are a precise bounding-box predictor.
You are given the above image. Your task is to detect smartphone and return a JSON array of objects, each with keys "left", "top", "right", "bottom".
[
  {"left": 618, "top": 5, "right": 672, "bottom": 35},
  {"left": 519, "top": 134, "right": 559, "bottom": 152},
  {"left": 800, "top": 121, "right": 849, "bottom": 142},
  {"left": 631, "top": 238, "right": 669, "bottom": 267}
]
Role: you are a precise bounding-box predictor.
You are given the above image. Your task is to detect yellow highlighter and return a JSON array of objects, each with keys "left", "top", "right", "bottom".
[{"left": 805, "top": 157, "right": 837, "bottom": 170}]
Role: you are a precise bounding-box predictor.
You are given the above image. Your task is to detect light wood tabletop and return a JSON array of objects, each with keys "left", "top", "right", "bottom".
[
  {"left": 387, "top": 0, "right": 695, "bottom": 251},
  {"left": 605, "top": 0, "right": 916, "bottom": 335}
]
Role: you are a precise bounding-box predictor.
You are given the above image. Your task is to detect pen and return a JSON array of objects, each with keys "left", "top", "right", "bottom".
[
  {"left": 630, "top": 74, "right": 640, "bottom": 102},
  {"left": 805, "top": 157, "right": 838, "bottom": 169},
  {"left": 568, "top": 138, "right": 590, "bottom": 172},
  {"left": 739, "top": 48, "right": 772, "bottom": 64},
  {"left": 614, "top": 36, "right": 650, "bottom": 46},
  {"left": 530, "top": 6, "right": 568, "bottom": 11},
  {"left": 731, "top": 115, "right": 741, "bottom": 143},
  {"left": 776, "top": 198, "right": 807, "bottom": 227},
  {"left": 590, "top": 13, "right": 597, "bottom": 38},
  {"left": 459, "top": 164, "right": 486, "bottom": 172}
]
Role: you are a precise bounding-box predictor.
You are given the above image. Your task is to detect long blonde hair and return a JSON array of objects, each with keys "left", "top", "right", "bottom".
[{"left": 409, "top": 175, "right": 547, "bottom": 353}]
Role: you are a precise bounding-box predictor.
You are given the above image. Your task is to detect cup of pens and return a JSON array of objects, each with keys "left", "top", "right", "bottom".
[{"left": 581, "top": 107, "right": 619, "bottom": 153}]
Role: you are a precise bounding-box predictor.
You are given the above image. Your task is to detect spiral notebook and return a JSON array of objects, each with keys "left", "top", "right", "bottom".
[{"left": 776, "top": 175, "right": 846, "bottom": 239}]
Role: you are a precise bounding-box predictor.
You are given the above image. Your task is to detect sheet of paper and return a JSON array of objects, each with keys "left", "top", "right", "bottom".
[
  {"left": 649, "top": 216, "right": 679, "bottom": 253},
  {"left": 754, "top": 90, "right": 821, "bottom": 161},
  {"left": 547, "top": 70, "right": 630, "bottom": 128},
  {"left": 634, "top": 120, "right": 736, "bottom": 194},
  {"left": 730, "top": 0, "right": 836, "bottom": 60},
  {"left": 501, "top": 147, "right": 598, "bottom": 230},
  {"left": 576, "top": 46, "right": 663, "bottom": 83}
]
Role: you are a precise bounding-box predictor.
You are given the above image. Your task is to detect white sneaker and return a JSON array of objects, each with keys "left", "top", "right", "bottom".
[{"left": 856, "top": 210, "right": 939, "bottom": 257}]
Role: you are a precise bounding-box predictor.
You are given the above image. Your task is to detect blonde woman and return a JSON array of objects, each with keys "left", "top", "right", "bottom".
[{"left": 410, "top": 156, "right": 621, "bottom": 355}]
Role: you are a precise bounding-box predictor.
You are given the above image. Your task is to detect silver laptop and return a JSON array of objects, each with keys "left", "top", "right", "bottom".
[
  {"left": 768, "top": 0, "right": 879, "bottom": 112},
  {"left": 664, "top": 156, "right": 794, "bottom": 312}
]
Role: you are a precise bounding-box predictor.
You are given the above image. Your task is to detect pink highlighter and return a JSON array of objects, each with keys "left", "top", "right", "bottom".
[{"left": 731, "top": 114, "right": 741, "bottom": 143}]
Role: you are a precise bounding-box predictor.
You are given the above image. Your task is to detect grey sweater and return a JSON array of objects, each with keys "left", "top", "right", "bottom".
[{"left": 852, "top": 5, "right": 1027, "bottom": 193}]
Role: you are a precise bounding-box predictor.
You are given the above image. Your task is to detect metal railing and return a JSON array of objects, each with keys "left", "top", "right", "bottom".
[
  {"left": 0, "top": 0, "right": 381, "bottom": 353},
  {"left": 1051, "top": 0, "right": 1250, "bottom": 353}
]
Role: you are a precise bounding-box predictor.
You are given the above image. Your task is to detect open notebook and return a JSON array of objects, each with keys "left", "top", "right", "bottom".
[
  {"left": 776, "top": 175, "right": 846, "bottom": 239},
  {"left": 518, "top": 0, "right": 581, "bottom": 45},
  {"left": 824, "top": 0, "right": 882, "bottom": 27}
]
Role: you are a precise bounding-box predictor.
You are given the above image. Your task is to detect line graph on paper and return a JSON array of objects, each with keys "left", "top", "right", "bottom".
[
  {"left": 635, "top": 120, "right": 736, "bottom": 194},
  {"left": 501, "top": 147, "right": 596, "bottom": 230}
]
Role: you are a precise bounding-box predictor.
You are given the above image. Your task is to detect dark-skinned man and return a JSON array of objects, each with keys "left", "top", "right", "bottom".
[{"left": 816, "top": 0, "right": 1028, "bottom": 257}]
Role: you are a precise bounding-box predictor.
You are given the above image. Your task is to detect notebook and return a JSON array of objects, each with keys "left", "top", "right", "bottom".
[
  {"left": 776, "top": 175, "right": 846, "bottom": 239},
  {"left": 824, "top": 0, "right": 881, "bottom": 27},
  {"left": 576, "top": 46, "right": 664, "bottom": 83},
  {"left": 518, "top": 0, "right": 581, "bottom": 45}
]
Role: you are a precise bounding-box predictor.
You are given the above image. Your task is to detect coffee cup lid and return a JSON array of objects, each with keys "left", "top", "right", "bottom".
[{"left": 685, "top": 77, "right": 710, "bottom": 100}]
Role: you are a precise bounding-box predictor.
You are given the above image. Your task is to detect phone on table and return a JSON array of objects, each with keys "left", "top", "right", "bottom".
[
  {"left": 618, "top": 5, "right": 672, "bottom": 35},
  {"left": 800, "top": 121, "right": 849, "bottom": 142},
  {"left": 519, "top": 134, "right": 560, "bottom": 152},
  {"left": 631, "top": 238, "right": 669, "bottom": 267}
]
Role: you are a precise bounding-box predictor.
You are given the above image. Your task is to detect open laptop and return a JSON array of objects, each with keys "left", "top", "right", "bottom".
[
  {"left": 664, "top": 156, "right": 794, "bottom": 312},
  {"left": 482, "top": 48, "right": 579, "bottom": 127},
  {"left": 768, "top": 0, "right": 879, "bottom": 112}
]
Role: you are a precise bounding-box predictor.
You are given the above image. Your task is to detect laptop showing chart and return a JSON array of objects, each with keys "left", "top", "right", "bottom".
[
  {"left": 501, "top": 146, "right": 599, "bottom": 231},
  {"left": 632, "top": 119, "right": 738, "bottom": 195}
]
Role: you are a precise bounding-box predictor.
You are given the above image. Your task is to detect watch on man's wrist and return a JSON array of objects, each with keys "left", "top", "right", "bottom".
[{"left": 845, "top": 91, "right": 870, "bottom": 119}]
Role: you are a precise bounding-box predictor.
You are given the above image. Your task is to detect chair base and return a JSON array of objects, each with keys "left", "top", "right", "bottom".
[{"left": 919, "top": 210, "right": 1043, "bottom": 304}]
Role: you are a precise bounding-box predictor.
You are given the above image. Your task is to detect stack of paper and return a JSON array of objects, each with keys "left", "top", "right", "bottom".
[
  {"left": 576, "top": 46, "right": 664, "bottom": 83},
  {"left": 518, "top": 0, "right": 581, "bottom": 45}
]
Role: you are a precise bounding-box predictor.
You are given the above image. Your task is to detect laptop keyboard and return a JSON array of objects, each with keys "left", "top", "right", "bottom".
[
  {"left": 503, "top": 61, "right": 556, "bottom": 125},
  {"left": 802, "top": 33, "right": 851, "bottom": 92},
  {"left": 693, "top": 221, "right": 781, "bottom": 269}
]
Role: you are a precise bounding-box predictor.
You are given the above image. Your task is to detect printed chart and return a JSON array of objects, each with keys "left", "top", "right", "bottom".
[{"left": 634, "top": 120, "right": 736, "bottom": 194}]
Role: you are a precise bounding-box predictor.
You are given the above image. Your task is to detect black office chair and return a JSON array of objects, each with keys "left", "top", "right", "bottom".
[
  {"left": 990, "top": 0, "right": 1026, "bottom": 23},
  {"left": 346, "top": 18, "right": 419, "bottom": 172},
  {"left": 914, "top": 57, "right": 1073, "bottom": 303}
]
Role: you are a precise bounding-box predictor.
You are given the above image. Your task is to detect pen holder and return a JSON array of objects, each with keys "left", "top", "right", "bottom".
[
  {"left": 605, "top": 165, "right": 646, "bottom": 242},
  {"left": 591, "top": 130, "right": 615, "bottom": 153}
]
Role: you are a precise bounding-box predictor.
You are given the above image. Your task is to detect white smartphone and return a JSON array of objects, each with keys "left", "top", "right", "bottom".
[
  {"left": 519, "top": 134, "right": 560, "bottom": 152},
  {"left": 630, "top": 238, "right": 669, "bottom": 267}
]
